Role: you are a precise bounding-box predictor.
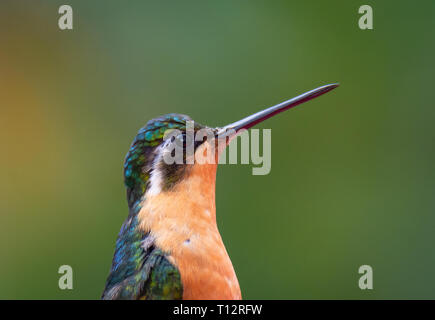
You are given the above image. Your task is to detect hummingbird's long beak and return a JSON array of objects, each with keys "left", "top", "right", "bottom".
[{"left": 216, "top": 83, "right": 339, "bottom": 139}]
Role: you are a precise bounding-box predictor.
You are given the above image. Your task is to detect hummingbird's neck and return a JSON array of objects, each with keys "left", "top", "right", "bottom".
[{"left": 138, "top": 161, "right": 218, "bottom": 228}]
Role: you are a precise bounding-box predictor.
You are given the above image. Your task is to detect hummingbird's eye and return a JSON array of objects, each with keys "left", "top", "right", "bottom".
[{"left": 173, "top": 133, "right": 186, "bottom": 148}]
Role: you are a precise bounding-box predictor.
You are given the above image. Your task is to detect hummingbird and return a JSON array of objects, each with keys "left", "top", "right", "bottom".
[{"left": 102, "top": 83, "right": 338, "bottom": 300}]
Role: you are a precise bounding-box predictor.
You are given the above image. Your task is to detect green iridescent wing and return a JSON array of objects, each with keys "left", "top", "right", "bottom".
[{"left": 102, "top": 215, "right": 183, "bottom": 300}]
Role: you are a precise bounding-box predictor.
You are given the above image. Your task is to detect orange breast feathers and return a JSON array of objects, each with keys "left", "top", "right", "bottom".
[{"left": 138, "top": 142, "right": 242, "bottom": 300}]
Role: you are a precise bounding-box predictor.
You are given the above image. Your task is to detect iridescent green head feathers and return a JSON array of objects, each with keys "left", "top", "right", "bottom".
[{"left": 123, "top": 114, "right": 207, "bottom": 207}]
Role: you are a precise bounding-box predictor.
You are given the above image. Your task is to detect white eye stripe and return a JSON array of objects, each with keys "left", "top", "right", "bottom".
[{"left": 146, "top": 145, "right": 164, "bottom": 196}]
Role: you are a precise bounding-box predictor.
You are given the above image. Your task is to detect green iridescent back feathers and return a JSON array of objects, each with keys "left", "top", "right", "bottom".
[{"left": 102, "top": 114, "right": 204, "bottom": 300}]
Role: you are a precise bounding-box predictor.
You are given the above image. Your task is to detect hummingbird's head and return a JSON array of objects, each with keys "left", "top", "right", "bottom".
[
  {"left": 124, "top": 113, "right": 214, "bottom": 207},
  {"left": 124, "top": 84, "right": 339, "bottom": 208}
]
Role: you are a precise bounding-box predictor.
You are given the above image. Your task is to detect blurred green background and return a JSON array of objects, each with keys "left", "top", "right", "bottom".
[{"left": 1, "top": 0, "right": 435, "bottom": 299}]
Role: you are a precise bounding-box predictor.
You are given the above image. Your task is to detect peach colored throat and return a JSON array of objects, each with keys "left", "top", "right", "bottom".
[{"left": 138, "top": 161, "right": 241, "bottom": 300}]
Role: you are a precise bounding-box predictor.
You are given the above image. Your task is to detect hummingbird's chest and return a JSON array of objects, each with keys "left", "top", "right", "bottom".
[
  {"left": 137, "top": 163, "right": 241, "bottom": 299},
  {"left": 163, "top": 220, "right": 241, "bottom": 300}
]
